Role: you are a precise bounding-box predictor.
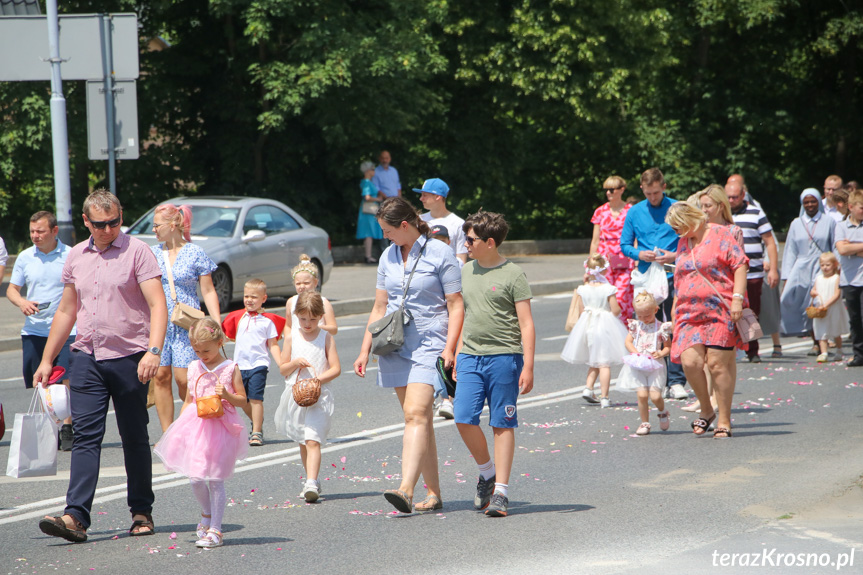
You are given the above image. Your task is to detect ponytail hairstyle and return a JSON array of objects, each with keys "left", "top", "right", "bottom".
[
  {"left": 377, "top": 196, "right": 430, "bottom": 236},
  {"left": 154, "top": 203, "right": 193, "bottom": 242},
  {"left": 188, "top": 317, "right": 224, "bottom": 346},
  {"left": 291, "top": 254, "right": 318, "bottom": 280}
]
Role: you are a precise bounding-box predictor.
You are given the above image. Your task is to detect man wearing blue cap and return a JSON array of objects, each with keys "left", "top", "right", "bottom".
[{"left": 414, "top": 177, "right": 468, "bottom": 420}]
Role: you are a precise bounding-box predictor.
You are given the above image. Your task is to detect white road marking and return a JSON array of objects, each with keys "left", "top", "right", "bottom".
[{"left": 0, "top": 384, "right": 595, "bottom": 524}]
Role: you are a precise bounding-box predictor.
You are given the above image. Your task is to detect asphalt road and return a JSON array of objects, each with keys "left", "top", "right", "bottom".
[{"left": 1, "top": 293, "right": 862, "bottom": 575}]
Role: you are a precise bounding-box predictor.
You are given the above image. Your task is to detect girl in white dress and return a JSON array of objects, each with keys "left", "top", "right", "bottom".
[
  {"left": 275, "top": 292, "right": 341, "bottom": 502},
  {"left": 561, "top": 254, "right": 628, "bottom": 408},
  {"left": 810, "top": 252, "right": 849, "bottom": 362},
  {"left": 616, "top": 292, "right": 672, "bottom": 436},
  {"left": 284, "top": 254, "right": 338, "bottom": 335}
]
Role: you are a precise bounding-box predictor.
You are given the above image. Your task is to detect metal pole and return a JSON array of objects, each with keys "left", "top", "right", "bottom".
[
  {"left": 46, "top": 0, "right": 74, "bottom": 245},
  {"left": 99, "top": 14, "right": 117, "bottom": 196}
]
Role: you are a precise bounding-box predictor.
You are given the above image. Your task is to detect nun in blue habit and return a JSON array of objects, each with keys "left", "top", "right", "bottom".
[{"left": 779, "top": 188, "right": 837, "bottom": 335}]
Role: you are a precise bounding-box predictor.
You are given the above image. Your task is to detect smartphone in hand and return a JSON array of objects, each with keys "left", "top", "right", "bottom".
[{"left": 37, "top": 301, "right": 51, "bottom": 310}]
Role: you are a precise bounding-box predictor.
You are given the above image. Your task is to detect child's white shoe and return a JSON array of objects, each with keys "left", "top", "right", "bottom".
[
  {"left": 582, "top": 389, "right": 600, "bottom": 404},
  {"left": 636, "top": 422, "right": 651, "bottom": 436},
  {"left": 600, "top": 397, "right": 611, "bottom": 409},
  {"left": 196, "top": 528, "right": 223, "bottom": 548},
  {"left": 816, "top": 352, "right": 828, "bottom": 363},
  {"left": 303, "top": 481, "right": 321, "bottom": 503}
]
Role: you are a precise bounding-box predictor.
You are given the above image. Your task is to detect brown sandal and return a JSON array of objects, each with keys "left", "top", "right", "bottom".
[
  {"left": 413, "top": 494, "right": 443, "bottom": 512},
  {"left": 39, "top": 515, "right": 87, "bottom": 543},
  {"left": 383, "top": 489, "right": 413, "bottom": 513},
  {"left": 713, "top": 427, "right": 732, "bottom": 438},
  {"left": 129, "top": 513, "right": 155, "bottom": 536}
]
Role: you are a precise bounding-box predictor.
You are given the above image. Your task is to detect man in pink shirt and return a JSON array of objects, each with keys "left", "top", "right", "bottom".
[{"left": 34, "top": 190, "right": 168, "bottom": 543}]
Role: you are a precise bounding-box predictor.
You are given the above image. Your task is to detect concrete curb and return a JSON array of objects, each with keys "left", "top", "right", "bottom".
[{"left": 0, "top": 278, "right": 579, "bottom": 355}]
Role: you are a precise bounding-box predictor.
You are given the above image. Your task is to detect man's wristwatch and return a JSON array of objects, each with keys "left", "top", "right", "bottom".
[{"left": 148, "top": 346, "right": 161, "bottom": 356}]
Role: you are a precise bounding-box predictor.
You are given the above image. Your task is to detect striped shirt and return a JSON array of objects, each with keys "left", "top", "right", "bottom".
[{"left": 731, "top": 202, "right": 773, "bottom": 279}]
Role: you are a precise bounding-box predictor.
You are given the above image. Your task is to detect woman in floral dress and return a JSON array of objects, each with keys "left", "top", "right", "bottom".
[
  {"left": 666, "top": 203, "right": 748, "bottom": 439},
  {"left": 589, "top": 175, "right": 634, "bottom": 322}
]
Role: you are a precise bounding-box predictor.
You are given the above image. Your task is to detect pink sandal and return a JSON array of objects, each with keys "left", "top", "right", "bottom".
[{"left": 657, "top": 410, "right": 670, "bottom": 431}]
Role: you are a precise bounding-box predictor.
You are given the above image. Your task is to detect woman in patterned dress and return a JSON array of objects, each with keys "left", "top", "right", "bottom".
[
  {"left": 151, "top": 204, "right": 220, "bottom": 431},
  {"left": 666, "top": 202, "right": 748, "bottom": 439},
  {"left": 589, "top": 175, "right": 634, "bottom": 322}
]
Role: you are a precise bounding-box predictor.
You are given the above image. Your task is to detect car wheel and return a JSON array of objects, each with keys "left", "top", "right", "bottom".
[{"left": 212, "top": 265, "right": 233, "bottom": 311}]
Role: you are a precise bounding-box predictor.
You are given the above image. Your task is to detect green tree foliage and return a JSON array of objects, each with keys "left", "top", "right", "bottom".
[{"left": 0, "top": 0, "right": 860, "bottom": 247}]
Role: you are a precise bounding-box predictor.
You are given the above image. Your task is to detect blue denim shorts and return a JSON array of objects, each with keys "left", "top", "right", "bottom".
[
  {"left": 241, "top": 366, "right": 268, "bottom": 401},
  {"left": 453, "top": 353, "right": 523, "bottom": 428}
]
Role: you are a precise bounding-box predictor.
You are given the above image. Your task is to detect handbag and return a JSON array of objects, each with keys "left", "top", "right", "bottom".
[
  {"left": 195, "top": 369, "right": 224, "bottom": 419},
  {"left": 369, "top": 241, "right": 428, "bottom": 356},
  {"left": 564, "top": 289, "right": 579, "bottom": 332},
  {"left": 6, "top": 389, "right": 58, "bottom": 478},
  {"left": 292, "top": 366, "right": 322, "bottom": 407},
  {"left": 689, "top": 240, "right": 763, "bottom": 343},
  {"left": 361, "top": 200, "right": 380, "bottom": 215},
  {"left": 162, "top": 248, "right": 205, "bottom": 331}
]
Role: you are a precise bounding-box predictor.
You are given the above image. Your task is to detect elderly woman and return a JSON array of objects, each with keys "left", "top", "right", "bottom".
[
  {"left": 666, "top": 202, "right": 748, "bottom": 439},
  {"left": 353, "top": 197, "right": 464, "bottom": 513},
  {"left": 356, "top": 161, "right": 384, "bottom": 264},
  {"left": 780, "top": 190, "right": 836, "bottom": 345},
  {"left": 151, "top": 204, "right": 220, "bottom": 432},
  {"left": 589, "top": 175, "right": 634, "bottom": 321}
]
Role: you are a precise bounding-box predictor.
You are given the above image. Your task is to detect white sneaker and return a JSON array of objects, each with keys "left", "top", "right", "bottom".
[
  {"left": 303, "top": 481, "right": 321, "bottom": 503},
  {"left": 669, "top": 384, "right": 689, "bottom": 400},
  {"left": 582, "top": 389, "right": 600, "bottom": 404},
  {"left": 816, "top": 352, "right": 828, "bottom": 363},
  {"left": 600, "top": 397, "right": 611, "bottom": 409},
  {"left": 438, "top": 399, "right": 454, "bottom": 419}
]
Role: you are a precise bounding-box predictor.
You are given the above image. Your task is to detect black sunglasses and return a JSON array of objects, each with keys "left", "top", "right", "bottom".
[
  {"left": 88, "top": 216, "right": 122, "bottom": 230},
  {"left": 465, "top": 235, "right": 485, "bottom": 246}
]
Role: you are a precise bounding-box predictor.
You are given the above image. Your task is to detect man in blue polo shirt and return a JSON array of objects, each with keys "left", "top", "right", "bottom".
[
  {"left": 6, "top": 211, "right": 77, "bottom": 450},
  {"left": 620, "top": 168, "right": 688, "bottom": 399},
  {"left": 372, "top": 150, "right": 401, "bottom": 198}
]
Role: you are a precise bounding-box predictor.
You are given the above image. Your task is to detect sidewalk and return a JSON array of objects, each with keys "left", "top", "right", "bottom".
[{"left": 0, "top": 254, "right": 585, "bottom": 353}]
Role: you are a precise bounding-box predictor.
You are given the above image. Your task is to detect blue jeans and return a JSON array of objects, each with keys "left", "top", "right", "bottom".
[
  {"left": 658, "top": 275, "right": 687, "bottom": 388},
  {"left": 65, "top": 350, "right": 153, "bottom": 528}
]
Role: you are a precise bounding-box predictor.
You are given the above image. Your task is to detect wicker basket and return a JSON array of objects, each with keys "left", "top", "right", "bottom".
[
  {"left": 292, "top": 367, "right": 321, "bottom": 407},
  {"left": 806, "top": 306, "right": 827, "bottom": 319}
]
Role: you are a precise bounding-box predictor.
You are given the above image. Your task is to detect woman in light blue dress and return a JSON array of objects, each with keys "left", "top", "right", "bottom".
[
  {"left": 780, "top": 189, "right": 836, "bottom": 338},
  {"left": 356, "top": 161, "right": 384, "bottom": 264},
  {"left": 352, "top": 197, "right": 463, "bottom": 514},
  {"left": 150, "top": 204, "right": 220, "bottom": 431}
]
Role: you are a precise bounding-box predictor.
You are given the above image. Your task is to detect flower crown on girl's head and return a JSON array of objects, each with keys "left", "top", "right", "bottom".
[{"left": 291, "top": 254, "right": 318, "bottom": 280}]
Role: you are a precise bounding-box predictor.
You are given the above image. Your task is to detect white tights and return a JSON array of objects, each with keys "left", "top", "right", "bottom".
[{"left": 190, "top": 479, "right": 226, "bottom": 531}]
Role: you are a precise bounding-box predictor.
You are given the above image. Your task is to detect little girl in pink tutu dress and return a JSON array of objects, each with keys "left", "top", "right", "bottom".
[{"left": 154, "top": 318, "right": 248, "bottom": 549}]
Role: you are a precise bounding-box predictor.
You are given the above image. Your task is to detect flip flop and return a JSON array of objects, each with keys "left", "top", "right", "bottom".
[
  {"left": 413, "top": 494, "right": 443, "bottom": 513},
  {"left": 713, "top": 427, "right": 733, "bottom": 439},
  {"left": 39, "top": 515, "right": 87, "bottom": 543},
  {"left": 383, "top": 489, "right": 413, "bottom": 514}
]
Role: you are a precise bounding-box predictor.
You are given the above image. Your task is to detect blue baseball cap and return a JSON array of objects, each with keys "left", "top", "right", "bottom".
[{"left": 412, "top": 178, "right": 449, "bottom": 198}]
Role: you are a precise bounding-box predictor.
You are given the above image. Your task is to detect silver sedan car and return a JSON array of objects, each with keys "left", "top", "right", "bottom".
[{"left": 125, "top": 196, "right": 334, "bottom": 310}]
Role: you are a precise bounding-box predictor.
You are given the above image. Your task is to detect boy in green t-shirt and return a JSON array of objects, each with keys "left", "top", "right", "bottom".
[{"left": 454, "top": 210, "right": 535, "bottom": 517}]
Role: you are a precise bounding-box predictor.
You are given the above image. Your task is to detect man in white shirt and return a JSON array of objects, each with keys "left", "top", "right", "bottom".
[{"left": 824, "top": 174, "right": 844, "bottom": 223}]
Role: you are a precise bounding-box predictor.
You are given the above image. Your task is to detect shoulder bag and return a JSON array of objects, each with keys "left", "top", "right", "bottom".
[
  {"left": 564, "top": 288, "right": 579, "bottom": 332},
  {"left": 689, "top": 239, "right": 763, "bottom": 342},
  {"left": 361, "top": 200, "right": 380, "bottom": 215},
  {"left": 163, "top": 247, "right": 205, "bottom": 331},
  {"left": 369, "top": 240, "right": 428, "bottom": 356}
]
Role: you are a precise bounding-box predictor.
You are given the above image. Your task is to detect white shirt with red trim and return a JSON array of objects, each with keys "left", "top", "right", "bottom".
[{"left": 222, "top": 310, "right": 284, "bottom": 370}]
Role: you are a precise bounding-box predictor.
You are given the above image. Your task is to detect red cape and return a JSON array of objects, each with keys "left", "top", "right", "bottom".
[{"left": 221, "top": 310, "right": 286, "bottom": 341}]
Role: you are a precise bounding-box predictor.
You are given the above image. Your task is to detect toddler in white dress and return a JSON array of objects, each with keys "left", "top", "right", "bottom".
[
  {"left": 616, "top": 292, "right": 672, "bottom": 436},
  {"left": 810, "top": 252, "right": 849, "bottom": 362},
  {"left": 561, "top": 254, "right": 628, "bottom": 408}
]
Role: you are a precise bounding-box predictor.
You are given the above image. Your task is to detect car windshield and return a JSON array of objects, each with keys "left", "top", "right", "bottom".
[{"left": 127, "top": 206, "right": 241, "bottom": 238}]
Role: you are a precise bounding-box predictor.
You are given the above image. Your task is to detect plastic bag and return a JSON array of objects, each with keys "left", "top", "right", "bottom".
[
  {"left": 6, "top": 389, "right": 58, "bottom": 478},
  {"left": 630, "top": 253, "right": 669, "bottom": 303}
]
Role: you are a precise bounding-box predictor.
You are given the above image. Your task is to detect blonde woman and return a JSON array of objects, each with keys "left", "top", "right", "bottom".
[
  {"left": 666, "top": 203, "right": 748, "bottom": 439},
  {"left": 151, "top": 204, "right": 220, "bottom": 431}
]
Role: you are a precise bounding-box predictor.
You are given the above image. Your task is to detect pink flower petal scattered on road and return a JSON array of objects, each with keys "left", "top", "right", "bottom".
[
  {"left": 340, "top": 456, "right": 347, "bottom": 463},
  {"left": 169, "top": 532, "right": 177, "bottom": 540}
]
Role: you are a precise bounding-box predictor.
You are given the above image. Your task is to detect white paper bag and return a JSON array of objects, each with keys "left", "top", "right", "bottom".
[{"left": 6, "top": 389, "right": 58, "bottom": 478}]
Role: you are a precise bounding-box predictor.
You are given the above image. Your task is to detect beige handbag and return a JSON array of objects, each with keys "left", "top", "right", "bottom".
[
  {"left": 163, "top": 248, "right": 205, "bottom": 331},
  {"left": 564, "top": 289, "right": 579, "bottom": 332}
]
